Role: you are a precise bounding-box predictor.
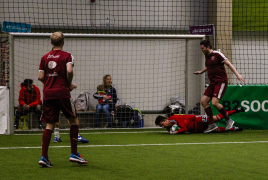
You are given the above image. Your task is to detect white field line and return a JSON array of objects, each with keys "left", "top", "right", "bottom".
[
  {"left": 1, "top": 141, "right": 268, "bottom": 150},
  {"left": 14, "top": 131, "right": 166, "bottom": 135}
]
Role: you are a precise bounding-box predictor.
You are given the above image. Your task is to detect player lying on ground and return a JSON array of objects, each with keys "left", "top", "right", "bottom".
[{"left": 155, "top": 108, "right": 245, "bottom": 134}]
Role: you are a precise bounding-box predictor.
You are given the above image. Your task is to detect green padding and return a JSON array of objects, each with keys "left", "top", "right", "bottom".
[
  {"left": 211, "top": 85, "right": 268, "bottom": 129},
  {"left": 133, "top": 108, "right": 144, "bottom": 115}
]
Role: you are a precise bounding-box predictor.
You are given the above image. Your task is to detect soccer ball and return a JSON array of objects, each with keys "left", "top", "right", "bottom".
[{"left": 171, "top": 124, "right": 179, "bottom": 132}]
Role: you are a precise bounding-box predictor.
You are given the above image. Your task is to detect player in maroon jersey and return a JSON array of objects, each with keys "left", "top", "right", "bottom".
[
  {"left": 194, "top": 40, "right": 244, "bottom": 133},
  {"left": 38, "top": 32, "right": 88, "bottom": 167},
  {"left": 155, "top": 107, "right": 245, "bottom": 134}
]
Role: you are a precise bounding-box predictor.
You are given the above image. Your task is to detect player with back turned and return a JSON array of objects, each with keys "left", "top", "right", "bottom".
[
  {"left": 194, "top": 40, "right": 244, "bottom": 133},
  {"left": 38, "top": 32, "right": 88, "bottom": 167}
]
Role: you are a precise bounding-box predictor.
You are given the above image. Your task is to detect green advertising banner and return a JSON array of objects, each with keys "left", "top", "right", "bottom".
[{"left": 212, "top": 85, "right": 268, "bottom": 129}]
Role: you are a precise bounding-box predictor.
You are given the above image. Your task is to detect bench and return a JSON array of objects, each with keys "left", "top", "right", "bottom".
[{"left": 27, "top": 109, "right": 164, "bottom": 129}]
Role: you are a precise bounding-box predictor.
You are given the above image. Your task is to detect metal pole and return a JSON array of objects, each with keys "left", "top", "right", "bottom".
[{"left": 9, "top": 34, "right": 14, "bottom": 135}]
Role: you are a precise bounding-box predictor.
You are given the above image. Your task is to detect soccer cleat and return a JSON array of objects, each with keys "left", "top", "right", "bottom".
[
  {"left": 204, "top": 123, "right": 218, "bottom": 133},
  {"left": 234, "top": 127, "right": 244, "bottom": 132},
  {"left": 69, "top": 153, "right": 88, "bottom": 164},
  {"left": 235, "top": 107, "right": 245, "bottom": 113},
  {"left": 39, "top": 125, "right": 44, "bottom": 130},
  {"left": 39, "top": 156, "right": 53, "bottom": 167},
  {"left": 54, "top": 137, "right": 62, "bottom": 143},
  {"left": 225, "top": 119, "right": 235, "bottom": 131},
  {"left": 78, "top": 135, "right": 89, "bottom": 143}
]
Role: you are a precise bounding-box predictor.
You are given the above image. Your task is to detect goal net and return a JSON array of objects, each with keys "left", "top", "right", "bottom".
[{"left": 9, "top": 33, "right": 205, "bottom": 131}]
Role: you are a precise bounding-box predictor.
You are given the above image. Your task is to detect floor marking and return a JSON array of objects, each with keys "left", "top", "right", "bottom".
[
  {"left": 1, "top": 141, "right": 268, "bottom": 150},
  {"left": 14, "top": 131, "right": 166, "bottom": 135}
]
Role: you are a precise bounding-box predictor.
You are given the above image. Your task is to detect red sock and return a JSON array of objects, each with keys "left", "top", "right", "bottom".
[
  {"left": 42, "top": 129, "right": 52, "bottom": 157},
  {"left": 204, "top": 107, "right": 215, "bottom": 124},
  {"left": 70, "top": 125, "right": 79, "bottom": 155},
  {"left": 218, "top": 127, "right": 226, "bottom": 132},
  {"left": 216, "top": 110, "right": 236, "bottom": 120},
  {"left": 218, "top": 107, "right": 230, "bottom": 121}
]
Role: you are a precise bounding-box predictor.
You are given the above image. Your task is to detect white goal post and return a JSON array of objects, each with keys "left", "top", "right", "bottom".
[{"left": 8, "top": 33, "right": 205, "bottom": 134}]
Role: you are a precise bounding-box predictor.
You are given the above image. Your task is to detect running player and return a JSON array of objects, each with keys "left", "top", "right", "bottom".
[{"left": 194, "top": 40, "right": 244, "bottom": 133}]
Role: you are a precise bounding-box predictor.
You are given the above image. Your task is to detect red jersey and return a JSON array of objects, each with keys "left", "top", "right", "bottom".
[
  {"left": 39, "top": 50, "right": 74, "bottom": 100},
  {"left": 168, "top": 115, "right": 209, "bottom": 133},
  {"left": 98, "top": 91, "right": 112, "bottom": 104},
  {"left": 205, "top": 50, "right": 228, "bottom": 84},
  {"left": 18, "top": 83, "right": 42, "bottom": 107}
]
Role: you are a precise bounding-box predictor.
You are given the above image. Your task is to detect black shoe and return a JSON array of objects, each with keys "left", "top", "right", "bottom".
[
  {"left": 234, "top": 127, "right": 244, "bottom": 132},
  {"left": 14, "top": 124, "right": 18, "bottom": 130},
  {"left": 235, "top": 107, "right": 245, "bottom": 113},
  {"left": 39, "top": 125, "right": 44, "bottom": 129}
]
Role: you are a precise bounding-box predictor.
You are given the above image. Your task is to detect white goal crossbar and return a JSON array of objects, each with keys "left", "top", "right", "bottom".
[{"left": 8, "top": 33, "right": 205, "bottom": 134}]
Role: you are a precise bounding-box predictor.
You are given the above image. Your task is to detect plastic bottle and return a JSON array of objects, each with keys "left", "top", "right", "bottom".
[
  {"left": 131, "top": 101, "right": 135, "bottom": 108},
  {"left": 105, "top": 17, "right": 110, "bottom": 27}
]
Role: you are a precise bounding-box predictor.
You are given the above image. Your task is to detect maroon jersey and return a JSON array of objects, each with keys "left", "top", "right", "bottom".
[
  {"left": 205, "top": 50, "right": 228, "bottom": 84},
  {"left": 39, "top": 50, "right": 74, "bottom": 100},
  {"left": 168, "top": 115, "right": 209, "bottom": 133}
]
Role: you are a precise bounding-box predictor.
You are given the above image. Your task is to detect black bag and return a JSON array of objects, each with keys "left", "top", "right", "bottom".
[
  {"left": 115, "top": 104, "right": 133, "bottom": 127},
  {"left": 162, "top": 105, "right": 185, "bottom": 117}
]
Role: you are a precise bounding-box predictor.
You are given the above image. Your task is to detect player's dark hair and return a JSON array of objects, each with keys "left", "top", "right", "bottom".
[
  {"left": 24, "top": 79, "right": 33, "bottom": 86},
  {"left": 200, "top": 40, "right": 212, "bottom": 49},
  {"left": 155, "top": 115, "right": 166, "bottom": 126},
  {"left": 50, "top": 31, "right": 64, "bottom": 47}
]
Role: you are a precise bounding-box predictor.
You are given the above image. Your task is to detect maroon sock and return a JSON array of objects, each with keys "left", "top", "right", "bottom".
[
  {"left": 204, "top": 107, "right": 215, "bottom": 124},
  {"left": 70, "top": 125, "right": 79, "bottom": 155},
  {"left": 42, "top": 129, "right": 52, "bottom": 158},
  {"left": 218, "top": 107, "right": 230, "bottom": 121}
]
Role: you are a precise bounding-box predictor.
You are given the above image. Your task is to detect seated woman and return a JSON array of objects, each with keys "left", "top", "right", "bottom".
[{"left": 93, "top": 74, "right": 118, "bottom": 127}]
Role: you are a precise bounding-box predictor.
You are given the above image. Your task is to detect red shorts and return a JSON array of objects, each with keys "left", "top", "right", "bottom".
[
  {"left": 41, "top": 98, "right": 76, "bottom": 124},
  {"left": 204, "top": 83, "right": 228, "bottom": 100},
  {"left": 194, "top": 115, "right": 210, "bottom": 133}
]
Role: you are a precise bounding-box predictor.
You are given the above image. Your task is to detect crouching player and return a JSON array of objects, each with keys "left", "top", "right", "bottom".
[{"left": 155, "top": 108, "right": 245, "bottom": 134}]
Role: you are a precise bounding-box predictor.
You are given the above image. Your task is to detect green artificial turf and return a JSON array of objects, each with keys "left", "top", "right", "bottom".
[{"left": 1, "top": 129, "right": 268, "bottom": 180}]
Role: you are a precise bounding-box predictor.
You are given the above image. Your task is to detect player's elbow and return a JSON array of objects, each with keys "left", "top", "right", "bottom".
[{"left": 67, "top": 70, "right": 73, "bottom": 75}]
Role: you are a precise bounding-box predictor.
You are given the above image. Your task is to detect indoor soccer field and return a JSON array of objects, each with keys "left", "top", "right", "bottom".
[
  {"left": 1, "top": 128, "right": 268, "bottom": 180},
  {"left": 1, "top": 1, "right": 268, "bottom": 180}
]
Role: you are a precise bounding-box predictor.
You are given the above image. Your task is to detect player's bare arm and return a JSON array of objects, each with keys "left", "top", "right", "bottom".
[
  {"left": 38, "top": 71, "right": 45, "bottom": 84},
  {"left": 66, "top": 63, "right": 75, "bottom": 91},
  {"left": 194, "top": 67, "right": 207, "bottom": 74},
  {"left": 224, "top": 59, "right": 245, "bottom": 83}
]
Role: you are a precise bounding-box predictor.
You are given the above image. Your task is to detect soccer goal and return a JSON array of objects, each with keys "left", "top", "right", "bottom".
[{"left": 8, "top": 33, "right": 205, "bottom": 133}]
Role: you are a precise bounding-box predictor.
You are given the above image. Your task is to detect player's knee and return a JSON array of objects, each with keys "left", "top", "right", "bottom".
[
  {"left": 211, "top": 101, "right": 219, "bottom": 107},
  {"left": 68, "top": 117, "right": 78, "bottom": 125},
  {"left": 36, "top": 105, "right": 41, "bottom": 110},
  {"left": 200, "top": 100, "right": 208, "bottom": 107}
]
